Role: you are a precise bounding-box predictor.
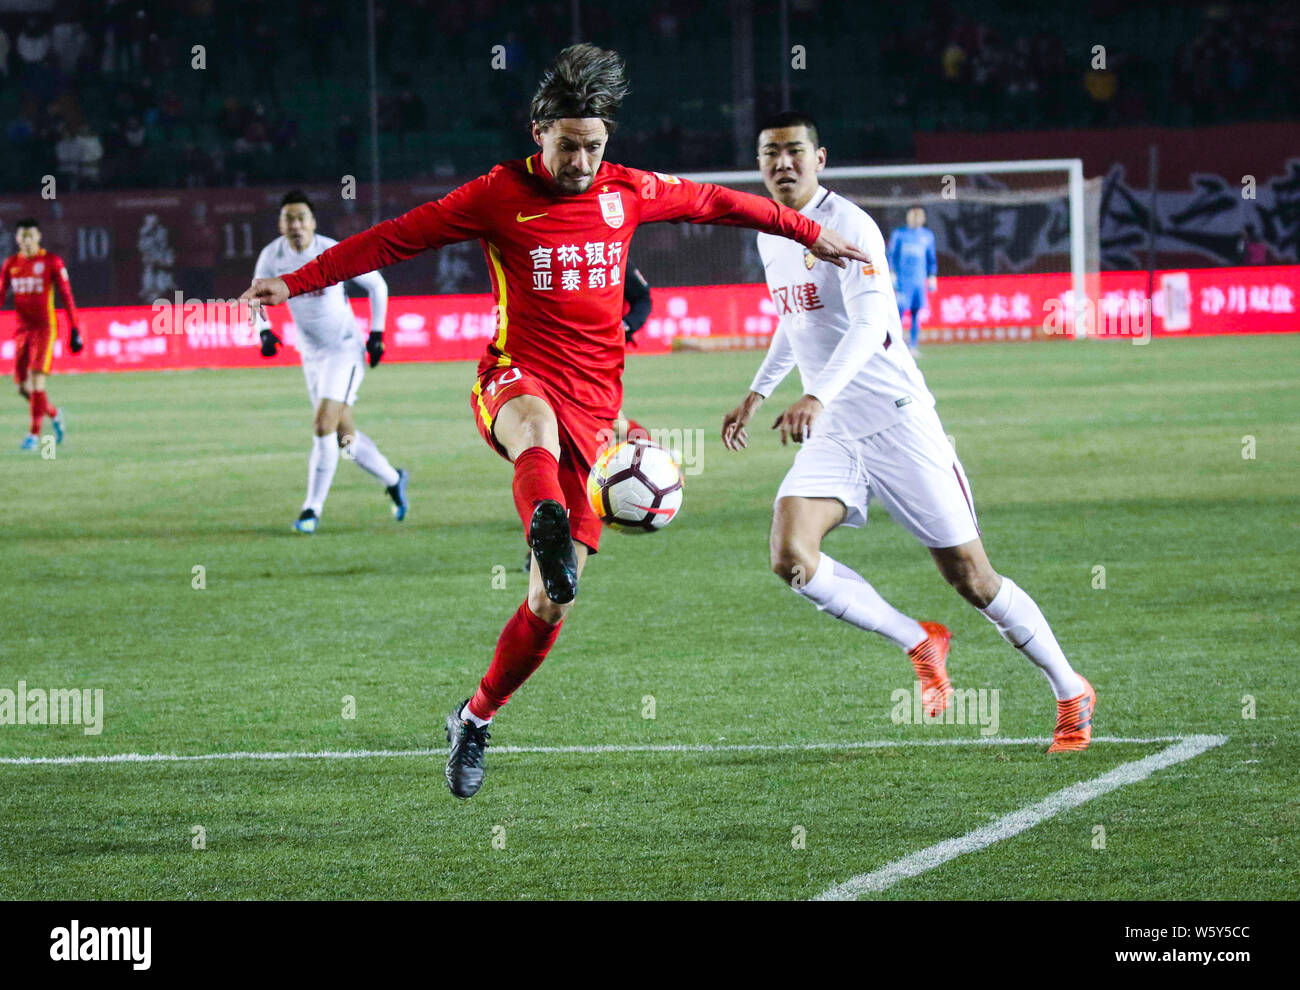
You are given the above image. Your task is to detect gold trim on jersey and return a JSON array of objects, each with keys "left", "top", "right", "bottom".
[
  {"left": 471, "top": 380, "right": 493, "bottom": 428},
  {"left": 486, "top": 241, "right": 511, "bottom": 367}
]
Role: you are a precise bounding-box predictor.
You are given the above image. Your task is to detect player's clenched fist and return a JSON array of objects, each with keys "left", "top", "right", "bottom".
[
  {"left": 771, "top": 394, "right": 824, "bottom": 446},
  {"left": 807, "top": 227, "right": 870, "bottom": 269},
  {"left": 241, "top": 276, "right": 290, "bottom": 308},
  {"left": 721, "top": 391, "right": 765, "bottom": 451}
]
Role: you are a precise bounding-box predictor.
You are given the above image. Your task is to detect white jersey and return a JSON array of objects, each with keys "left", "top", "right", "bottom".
[
  {"left": 751, "top": 186, "right": 934, "bottom": 438},
  {"left": 254, "top": 234, "right": 387, "bottom": 360}
]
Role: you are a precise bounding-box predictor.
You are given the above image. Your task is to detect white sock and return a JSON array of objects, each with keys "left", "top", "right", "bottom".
[
  {"left": 304, "top": 434, "right": 339, "bottom": 514},
  {"left": 980, "top": 577, "right": 1085, "bottom": 700},
  {"left": 461, "top": 703, "right": 491, "bottom": 727},
  {"left": 348, "top": 431, "right": 400, "bottom": 487},
  {"left": 794, "top": 552, "right": 927, "bottom": 651}
]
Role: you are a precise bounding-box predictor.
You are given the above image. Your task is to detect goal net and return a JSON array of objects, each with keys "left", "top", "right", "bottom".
[{"left": 630, "top": 159, "right": 1101, "bottom": 346}]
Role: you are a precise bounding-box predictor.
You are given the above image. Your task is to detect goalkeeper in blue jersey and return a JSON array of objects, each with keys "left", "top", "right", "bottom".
[{"left": 887, "top": 206, "right": 938, "bottom": 356}]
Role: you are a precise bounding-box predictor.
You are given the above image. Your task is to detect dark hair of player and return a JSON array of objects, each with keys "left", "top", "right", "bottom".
[
  {"left": 756, "top": 111, "right": 820, "bottom": 148},
  {"left": 530, "top": 44, "right": 629, "bottom": 134},
  {"left": 15, "top": 217, "right": 39, "bottom": 230},
  {"left": 280, "top": 190, "right": 315, "bottom": 213}
]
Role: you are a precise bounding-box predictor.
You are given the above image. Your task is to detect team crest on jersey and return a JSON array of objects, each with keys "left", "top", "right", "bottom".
[
  {"left": 32, "top": 261, "right": 44, "bottom": 274},
  {"left": 599, "top": 191, "right": 625, "bottom": 228},
  {"left": 652, "top": 171, "right": 681, "bottom": 185},
  {"left": 803, "top": 250, "right": 816, "bottom": 270}
]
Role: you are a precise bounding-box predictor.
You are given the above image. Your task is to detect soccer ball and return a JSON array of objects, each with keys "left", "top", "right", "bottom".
[{"left": 586, "top": 439, "right": 684, "bottom": 533}]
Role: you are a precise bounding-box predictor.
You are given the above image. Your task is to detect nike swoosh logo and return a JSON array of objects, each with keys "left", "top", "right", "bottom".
[{"left": 516, "top": 212, "right": 548, "bottom": 222}]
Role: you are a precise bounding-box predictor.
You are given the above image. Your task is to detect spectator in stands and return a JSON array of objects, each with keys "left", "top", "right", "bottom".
[
  {"left": 1084, "top": 60, "right": 1118, "bottom": 125},
  {"left": 51, "top": 15, "right": 86, "bottom": 78},
  {"left": 124, "top": 115, "right": 148, "bottom": 158},
  {"left": 76, "top": 125, "right": 104, "bottom": 187},
  {"left": 1238, "top": 224, "right": 1272, "bottom": 265},
  {"left": 940, "top": 33, "right": 967, "bottom": 88},
  {"left": 55, "top": 125, "right": 82, "bottom": 188},
  {"left": 6, "top": 108, "right": 35, "bottom": 146},
  {"left": 16, "top": 18, "right": 51, "bottom": 67}
]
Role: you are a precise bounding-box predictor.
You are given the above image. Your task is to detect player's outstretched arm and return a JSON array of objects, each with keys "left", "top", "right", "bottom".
[
  {"left": 806, "top": 227, "right": 871, "bottom": 270},
  {"left": 241, "top": 277, "right": 290, "bottom": 308},
  {"left": 246, "top": 175, "right": 492, "bottom": 307},
  {"left": 638, "top": 171, "right": 870, "bottom": 268}
]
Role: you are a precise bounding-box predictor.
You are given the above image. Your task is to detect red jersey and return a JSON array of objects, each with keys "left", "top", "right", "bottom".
[
  {"left": 1, "top": 249, "right": 80, "bottom": 333},
  {"left": 282, "top": 154, "right": 822, "bottom": 418}
]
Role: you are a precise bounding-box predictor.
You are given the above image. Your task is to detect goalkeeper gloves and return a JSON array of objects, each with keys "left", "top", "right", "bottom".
[
  {"left": 366, "top": 331, "right": 384, "bottom": 368},
  {"left": 623, "top": 321, "right": 639, "bottom": 347},
  {"left": 69, "top": 327, "right": 84, "bottom": 354},
  {"left": 259, "top": 328, "right": 282, "bottom": 357}
]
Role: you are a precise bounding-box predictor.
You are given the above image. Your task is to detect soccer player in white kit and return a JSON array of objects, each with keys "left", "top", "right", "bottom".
[
  {"left": 721, "top": 113, "right": 1095, "bottom": 752},
  {"left": 253, "top": 190, "right": 409, "bottom": 534}
]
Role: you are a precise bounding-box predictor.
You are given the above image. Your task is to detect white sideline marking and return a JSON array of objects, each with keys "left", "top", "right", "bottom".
[
  {"left": 0, "top": 734, "right": 1185, "bottom": 767},
  {"left": 814, "top": 733, "right": 1228, "bottom": 901}
]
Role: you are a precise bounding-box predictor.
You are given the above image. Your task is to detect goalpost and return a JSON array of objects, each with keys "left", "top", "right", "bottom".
[{"left": 647, "top": 159, "right": 1100, "bottom": 342}]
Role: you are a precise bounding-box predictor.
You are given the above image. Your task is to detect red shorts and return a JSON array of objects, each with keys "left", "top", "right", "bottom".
[
  {"left": 13, "top": 324, "right": 56, "bottom": 384},
  {"left": 470, "top": 365, "right": 616, "bottom": 552}
]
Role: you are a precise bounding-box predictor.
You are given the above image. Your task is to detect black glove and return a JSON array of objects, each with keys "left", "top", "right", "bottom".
[
  {"left": 366, "top": 330, "right": 384, "bottom": 368},
  {"left": 623, "top": 321, "right": 639, "bottom": 347},
  {"left": 259, "top": 328, "right": 282, "bottom": 357},
  {"left": 69, "top": 327, "right": 84, "bottom": 354}
]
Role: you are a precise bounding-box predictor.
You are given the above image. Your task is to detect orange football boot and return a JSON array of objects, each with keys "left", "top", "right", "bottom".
[
  {"left": 1047, "top": 677, "right": 1096, "bottom": 752},
  {"left": 907, "top": 622, "right": 953, "bottom": 718}
]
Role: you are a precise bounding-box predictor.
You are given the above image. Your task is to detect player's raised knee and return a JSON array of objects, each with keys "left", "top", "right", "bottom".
[
  {"left": 771, "top": 543, "right": 817, "bottom": 587},
  {"left": 527, "top": 585, "right": 571, "bottom": 624},
  {"left": 945, "top": 566, "right": 1001, "bottom": 608}
]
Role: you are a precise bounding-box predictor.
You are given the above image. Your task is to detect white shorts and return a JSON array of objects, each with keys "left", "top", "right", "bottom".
[
  {"left": 302, "top": 346, "right": 365, "bottom": 407},
  {"left": 774, "top": 406, "right": 980, "bottom": 548}
]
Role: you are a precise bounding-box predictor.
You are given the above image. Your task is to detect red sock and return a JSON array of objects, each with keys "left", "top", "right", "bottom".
[
  {"left": 38, "top": 391, "right": 57, "bottom": 419},
  {"left": 468, "top": 600, "right": 562, "bottom": 720},
  {"left": 624, "top": 417, "right": 649, "bottom": 443},
  {"left": 28, "top": 393, "right": 42, "bottom": 434},
  {"left": 512, "top": 446, "right": 565, "bottom": 539}
]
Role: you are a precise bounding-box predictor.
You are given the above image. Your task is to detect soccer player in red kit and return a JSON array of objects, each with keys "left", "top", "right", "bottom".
[
  {"left": 1, "top": 218, "right": 83, "bottom": 449},
  {"left": 241, "top": 44, "right": 869, "bottom": 798}
]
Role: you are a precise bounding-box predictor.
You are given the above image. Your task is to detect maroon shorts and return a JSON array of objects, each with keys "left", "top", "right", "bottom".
[
  {"left": 470, "top": 364, "right": 616, "bottom": 552},
  {"left": 13, "top": 324, "right": 56, "bottom": 383}
]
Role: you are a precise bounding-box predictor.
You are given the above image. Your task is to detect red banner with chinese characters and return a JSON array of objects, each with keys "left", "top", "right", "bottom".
[{"left": 5, "top": 265, "right": 1295, "bottom": 374}]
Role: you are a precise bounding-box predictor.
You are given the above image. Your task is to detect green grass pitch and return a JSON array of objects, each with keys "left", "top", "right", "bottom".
[{"left": 1, "top": 335, "right": 1296, "bottom": 900}]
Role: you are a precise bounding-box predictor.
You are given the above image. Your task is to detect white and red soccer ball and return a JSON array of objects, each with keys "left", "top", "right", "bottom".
[{"left": 586, "top": 439, "right": 683, "bottom": 533}]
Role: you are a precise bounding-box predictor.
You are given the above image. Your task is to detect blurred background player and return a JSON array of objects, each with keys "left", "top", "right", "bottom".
[
  {"left": 241, "top": 44, "right": 869, "bottom": 799},
  {"left": 722, "top": 113, "right": 1094, "bottom": 753},
  {"left": 251, "top": 190, "right": 408, "bottom": 533},
  {"left": 887, "top": 206, "right": 937, "bottom": 356},
  {"left": 1, "top": 218, "right": 83, "bottom": 450},
  {"left": 621, "top": 265, "right": 652, "bottom": 346},
  {"left": 616, "top": 264, "right": 653, "bottom": 442}
]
